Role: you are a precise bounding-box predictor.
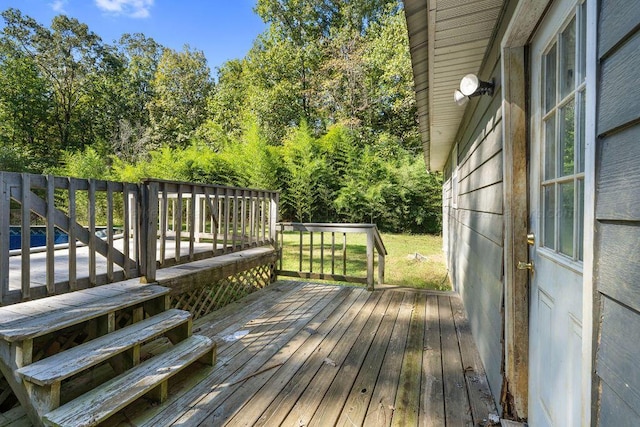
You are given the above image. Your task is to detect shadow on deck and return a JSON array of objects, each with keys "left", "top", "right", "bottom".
[{"left": 92, "top": 280, "right": 499, "bottom": 427}]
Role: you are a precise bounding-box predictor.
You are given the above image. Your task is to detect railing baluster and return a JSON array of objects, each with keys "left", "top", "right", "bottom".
[
  {"left": 133, "top": 186, "right": 140, "bottom": 266},
  {"left": 122, "top": 184, "right": 130, "bottom": 279},
  {"left": 261, "top": 192, "right": 267, "bottom": 243},
  {"left": 46, "top": 175, "right": 55, "bottom": 294},
  {"left": 309, "top": 232, "right": 313, "bottom": 273},
  {"left": 241, "top": 191, "right": 247, "bottom": 248},
  {"left": 213, "top": 187, "right": 219, "bottom": 253},
  {"left": 88, "top": 179, "right": 96, "bottom": 286},
  {"left": 342, "top": 232, "right": 347, "bottom": 277},
  {"left": 320, "top": 232, "right": 324, "bottom": 274},
  {"left": 21, "top": 173, "right": 30, "bottom": 300},
  {"left": 223, "top": 188, "right": 230, "bottom": 252},
  {"left": 106, "top": 181, "right": 114, "bottom": 283},
  {"left": 68, "top": 178, "right": 77, "bottom": 289},
  {"left": 232, "top": 188, "right": 239, "bottom": 250},
  {"left": 299, "top": 230, "right": 303, "bottom": 272},
  {"left": 160, "top": 183, "right": 168, "bottom": 265},
  {"left": 0, "top": 172, "right": 10, "bottom": 301},
  {"left": 175, "top": 185, "right": 183, "bottom": 263},
  {"left": 269, "top": 192, "right": 278, "bottom": 245},
  {"left": 278, "top": 224, "right": 283, "bottom": 271},
  {"left": 366, "top": 229, "right": 374, "bottom": 291},
  {"left": 249, "top": 191, "right": 255, "bottom": 246},
  {"left": 331, "top": 232, "right": 335, "bottom": 275},
  {"left": 189, "top": 185, "right": 196, "bottom": 260}
]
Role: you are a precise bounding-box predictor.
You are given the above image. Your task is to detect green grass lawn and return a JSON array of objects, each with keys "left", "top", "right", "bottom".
[{"left": 278, "top": 232, "right": 450, "bottom": 291}]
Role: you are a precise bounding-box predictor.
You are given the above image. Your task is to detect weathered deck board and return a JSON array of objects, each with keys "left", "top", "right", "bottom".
[{"left": 103, "top": 281, "right": 498, "bottom": 427}]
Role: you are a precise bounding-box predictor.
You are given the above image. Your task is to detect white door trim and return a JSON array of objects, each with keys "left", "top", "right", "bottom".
[{"left": 581, "top": 1, "right": 597, "bottom": 425}]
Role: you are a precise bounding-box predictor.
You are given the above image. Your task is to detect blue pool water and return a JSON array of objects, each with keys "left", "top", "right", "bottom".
[{"left": 9, "top": 226, "right": 69, "bottom": 250}]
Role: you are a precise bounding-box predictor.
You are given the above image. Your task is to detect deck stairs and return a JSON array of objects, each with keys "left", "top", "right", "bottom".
[{"left": 0, "top": 280, "right": 216, "bottom": 427}]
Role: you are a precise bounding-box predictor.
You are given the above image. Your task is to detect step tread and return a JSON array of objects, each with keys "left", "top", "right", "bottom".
[
  {"left": 0, "top": 282, "right": 169, "bottom": 342},
  {"left": 17, "top": 309, "right": 192, "bottom": 386},
  {"left": 43, "top": 334, "right": 215, "bottom": 427}
]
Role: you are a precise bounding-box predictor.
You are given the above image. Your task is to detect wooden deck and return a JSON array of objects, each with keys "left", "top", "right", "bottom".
[
  {"left": 91, "top": 280, "right": 497, "bottom": 427},
  {"left": 1, "top": 280, "right": 498, "bottom": 426}
]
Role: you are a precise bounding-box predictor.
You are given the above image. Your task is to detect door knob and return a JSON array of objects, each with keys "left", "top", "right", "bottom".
[{"left": 517, "top": 261, "right": 533, "bottom": 271}]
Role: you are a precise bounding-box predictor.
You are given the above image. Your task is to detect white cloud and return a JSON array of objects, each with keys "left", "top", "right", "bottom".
[
  {"left": 50, "top": 0, "right": 67, "bottom": 12},
  {"left": 95, "top": 0, "right": 154, "bottom": 18}
]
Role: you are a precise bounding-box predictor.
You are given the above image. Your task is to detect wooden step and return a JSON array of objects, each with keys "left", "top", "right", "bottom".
[
  {"left": 43, "top": 334, "right": 216, "bottom": 427},
  {"left": 17, "top": 309, "right": 192, "bottom": 387},
  {"left": 0, "top": 281, "right": 169, "bottom": 342}
]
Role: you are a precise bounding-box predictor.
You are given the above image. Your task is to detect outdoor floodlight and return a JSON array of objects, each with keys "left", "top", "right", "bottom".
[{"left": 454, "top": 73, "right": 494, "bottom": 106}]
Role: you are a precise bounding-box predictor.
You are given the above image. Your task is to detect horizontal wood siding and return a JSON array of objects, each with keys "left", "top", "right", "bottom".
[
  {"left": 594, "top": 2, "right": 640, "bottom": 424},
  {"left": 441, "top": 55, "right": 504, "bottom": 405},
  {"left": 599, "top": 382, "right": 640, "bottom": 427},
  {"left": 596, "top": 296, "right": 640, "bottom": 412}
]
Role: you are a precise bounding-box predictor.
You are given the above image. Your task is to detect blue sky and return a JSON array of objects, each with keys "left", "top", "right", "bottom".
[{"left": 0, "top": 0, "right": 267, "bottom": 72}]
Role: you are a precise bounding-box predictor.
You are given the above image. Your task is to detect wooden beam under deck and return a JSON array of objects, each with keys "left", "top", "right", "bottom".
[{"left": 86, "top": 280, "right": 499, "bottom": 427}]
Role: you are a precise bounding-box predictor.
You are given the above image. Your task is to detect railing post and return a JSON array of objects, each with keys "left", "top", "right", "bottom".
[
  {"left": 270, "top": 192, "right": 279, "bottom": 249},
  {"left": 366, "top": 228, "right": 375, "bottom": 291},
  {"left": 140, "top": 181, "right": 159, "bottom": 283}
]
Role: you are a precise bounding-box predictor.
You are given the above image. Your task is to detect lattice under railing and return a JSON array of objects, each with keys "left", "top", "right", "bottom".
[{"left": 170, "top": 262, "right": 275, "bottom": 320}]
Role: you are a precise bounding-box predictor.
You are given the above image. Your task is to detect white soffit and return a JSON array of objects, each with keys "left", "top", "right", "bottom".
[{"left": 404, "top": 0, "right": 504, "bottom": 171}]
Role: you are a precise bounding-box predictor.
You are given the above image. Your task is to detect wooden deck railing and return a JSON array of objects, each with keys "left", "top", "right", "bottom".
[
  {"left": 146, "top": 179, "right": 279, "bottom": 273},
  {"left": 0, "top": 172, "right": 278, "bottom": 304},
  {"left": 276, "top": 223, "right": 387, "bottom": 290}
]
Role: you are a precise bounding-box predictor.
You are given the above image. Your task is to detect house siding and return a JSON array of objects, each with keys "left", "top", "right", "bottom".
[
  {"left": 594, "top": 0, "right": 640, "bottom": 424},
  {"left": 442, "top": 57, "right": 505, "bottom": 406}
]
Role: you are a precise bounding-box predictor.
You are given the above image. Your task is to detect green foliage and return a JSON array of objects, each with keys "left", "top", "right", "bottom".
[
  {"left": 52, "top": 147, "right": 110, "bottom": 179},
  {"left": 111, "top": 144, "right": 239, "bottom": 186},
  {"left": 0, "top": 4, "right": 443, "bottom": 234},
  {"left": 281, "top": 121, "right": 327, "bottom": 222}
]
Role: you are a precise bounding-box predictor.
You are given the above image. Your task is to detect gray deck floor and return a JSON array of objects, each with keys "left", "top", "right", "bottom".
[
  {"left": 101, "top": 280, "right": 499, "bottom": 427},
  {"left": 1, "top": 280, "right": 498, "bottom": 426}
]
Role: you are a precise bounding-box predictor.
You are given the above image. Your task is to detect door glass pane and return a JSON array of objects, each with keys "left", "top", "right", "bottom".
[
  {"left": 560, "top": 99, "right": 575, "bottom": 176},
  {"left": 578, "top": 3, "right": 587, "bottom": 83},
  {"left": 559, "top": 182, "right": 574, "bottom": 257},
  {"left": 578, "top": 90, "right": 585, "bottom": 172},
  {"left": 560, "top": 17, "right": 576, "bottom": 100},
  {"left": 545, "top": 115, "right": 556, "bottom": 179},
  {"left": 544, "top": 185, "right": 556, "bottom": 250},
  {"left": 544, "top": 44, "right": 557, "bottom": 113},
  {"left": 577, "top": 178, "right": 584, "bottom": 261}
]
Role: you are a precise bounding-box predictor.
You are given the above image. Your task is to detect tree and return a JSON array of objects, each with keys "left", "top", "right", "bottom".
[
  {"left": 112, "top": 33, "right": 164, "bottom": 161},
  {"left": 0, "top": 49, "right": 54, "bottom": 168},
  {"left": 362, "top": 8, "right": 420, "bottom": 153},
  {"left": 148, "top": 46, "right": 213, "bottom": 147},
  {"left": 1, "top": 9, "right": 120, "bottom": 155}
]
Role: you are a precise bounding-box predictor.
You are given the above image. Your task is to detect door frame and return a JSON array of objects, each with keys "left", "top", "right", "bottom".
[{"left": 500, "top": 0, "right": 597, "bottom": 424}]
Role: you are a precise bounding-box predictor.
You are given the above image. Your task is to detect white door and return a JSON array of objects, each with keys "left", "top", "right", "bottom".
[{"left": 528, "top": 1, "right": 588, "bottom": 426}]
